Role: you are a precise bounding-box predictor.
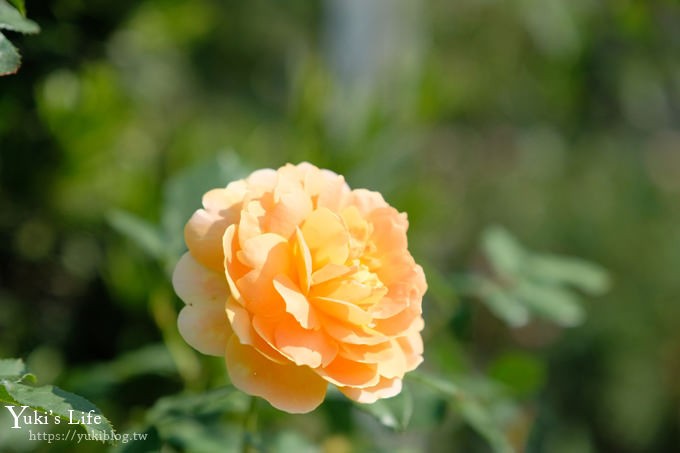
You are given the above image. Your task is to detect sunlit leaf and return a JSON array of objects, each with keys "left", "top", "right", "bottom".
[
  {"left": 0, "top": 358, "right": 36, "bottom": 383},
  {"left": 525, "top": 254, "right": 611, "bottom": 295},
  {"left": 1, "top": 381, "right": 115, "bottom": 439},
  {"left": 515, "top": 281, "right": 585, "bottom": 326},
  {"left": 0, "top": 0, "right": 38, "bottom": 33},
  {"left": 0, "top": 31, "right": 20, "bottom": 75},
  {"left": 8, "top": 0, "right": 24, "bottom": 15},
  {"left": 0, "top": 358, "right": 26, "bottom": 380},
  {"left": 482, "top": 225, "right": 524, "bottom": 278},
  {"left": 455, "top": 275, "right": 530, "bottom": 327},
  {"left": 108, "top": 210, "right": 166, "bottom": 261}
]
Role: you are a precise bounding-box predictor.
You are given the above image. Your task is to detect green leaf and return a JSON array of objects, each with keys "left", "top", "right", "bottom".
[
  {"left": 65, "top": 344, "right": 176, "bottom": 397},
  {"left": 488, "top": 352, "right": 547, "bottom": 398},
  {"left": 0, "top": 0, "right": 39, "bottom": 33},
  {"left": 116, "top": 387, "right": 248, "bottom": 452},
  {"left": 161, "top": 153, "right": 249, "bottom": 262},
  {"left": 108, "top": 210, "right": 166, "bottom": 261},
  {"left": 354, "top": 385, "right": 413, "bottom": 431},
  {"left": 0, "top": 358, "right": 26, "bottom": 380},
  {"left": 0, "top": 358, "right": 36, "bottom": 383},
  {"left": 515, "top": 280, "right": 585, "bottom": 326},
  {"left": 482, "top": 225, "right": 524, "bottom": 278},
  {"left": 0, "top": 31, "right": 20, "bottom": 75},
  {"left": 408, "top": 371, "right": 514, "bottom": 453},
  {"left": 455, "top": 396, "right": 514, "bottom": 453},
  {"left": 525, "top": 254, "right": 611, "bottom": 295},
  {"left": 148, "top": 386, "right": 248, "bottom": 422},
  {"left": 455, "top": 275, "right": 530, "bottom": 327},
  {"left": 8, "top": 0, "right": 25, "bottom": 16},
  {"left": 1, "top": 381, "right": 115, "bottom": 439}
]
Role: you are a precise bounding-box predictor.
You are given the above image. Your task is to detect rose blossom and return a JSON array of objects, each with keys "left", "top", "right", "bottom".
[{"left": 172, "top": 162, "right": 426, "bottom": 413}]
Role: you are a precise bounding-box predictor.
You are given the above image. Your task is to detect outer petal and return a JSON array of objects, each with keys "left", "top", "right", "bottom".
[
  {"left": 339, "top": 377, "right": 403, "bottom": 404},
  {"left": 172, "top": 252, "right": 230, "bottom": 307},
  {"left": 226, "top": 336, "right": 327, "bottom": 414},
  {"left": 177, "top": 304, "right": 230, "bottom": 356},
  {"left": 184, "top": 209, "right": 232, "bottom": 272}
]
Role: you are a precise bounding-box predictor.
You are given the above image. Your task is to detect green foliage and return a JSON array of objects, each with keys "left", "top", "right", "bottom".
[
  {"left": 409, "top": 371, "right": 515, "bottom": 453},
  {"left": 109, "top": 153, "right": 250, "bottom": 271},
  {"left": 353, "top": 386, "right": 414, "bottom": 432},
  {"left": 0, "top": 32, "right": 20, "bottom": 75},
  {"left": 113, "top": 386, "right": 248, "bottom": 453},
  {"left": 459, "top": 225, "right": 610, "bottom": 327},
  {"left": 0, "top": 0, "right": 38, "bottom": 75},
  {"left": 65, "top": 344, "right": 176, "bottom": 398},
  {"left": 0, "top": 358, "right": 115, "bottom": 440}
]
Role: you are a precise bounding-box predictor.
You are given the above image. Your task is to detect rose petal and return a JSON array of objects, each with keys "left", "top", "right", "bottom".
[
  {"left": 350, "top": 189, "right": 387, "bottom": 215},
  {"left": 225, "top": 336, "right": 327, "bottom": 413},
  {"left": 318, "top": 355, "right": 380, "bottom": 388},
  {"left": 177, "top": 304, "right": 230, "bottom": 356},
  {"left": 184, "top": 209, "right": 232, "bottom": 272},
  {"left": 321, "top": 314, "right": 388, "bottom": 345},
  {"left": 311, "top": 296, "right": 372, "bottom": 325},
  {"left": 300, "top": 208, "right": 350, "bottom": 269},
  {"left": 292, "top": 228, "right": 312, "bottom": 293},
  {"left": 265, "top": 188, "right": 313, "bottom": 239},
  {"left": 310, "top": 263, "right": 353, "bottom": 286},
  {"left": 339, "top": 341, "right": 394, "bottom": 364},
  {"left": 273, "top": 274, "right": 319, "bottom": 329},
  {"left": 274, "top": 317, "right": 338, "bottom": 368},
  {"left": 172, "top": 253, "right": 230, "bottom": 308},
  {"left": 339, "top": 377, "right": 403, "bottom": 404}
]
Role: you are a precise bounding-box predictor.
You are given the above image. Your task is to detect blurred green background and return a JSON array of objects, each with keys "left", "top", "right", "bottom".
[{"left": 1, "top": 0, "right": 679, "bottom": 452}]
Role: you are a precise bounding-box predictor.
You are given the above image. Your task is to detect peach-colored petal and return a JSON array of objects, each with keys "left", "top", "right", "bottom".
[
  {"left": 397, "top": 333, "right": 424, "bottom": 372},
  {"left": 318, "top": 355, "right": 380, "bottom": 388},
  {"left": 350, "top": 189, "right": 388, "bottom": 215},
  {"left": 339, "top": 377, "right": 403, "bottom": 404},
  {"left": 235, "top": 315, "right": 290, "bottom": 365},
  {"left": 225, "top": 297, "right": 252, "bottom": 344},
  {"left": 300, "top": 208, "right": 350, "bottom": 269},
  {"left": 339, "top": 341, "right": 395, "bottom": 364},
  {"left": 273, "top": 274, "right": 319, "bottom": 329},
  {"left": 373, "top": 307, "right": 423, "bottom": 337},
  {"left": 292, "top": 228, "right": 312, "bottom": 293},
  {"left": 177, "top": 304, "right": 230, "bottom": 356},
  {"left": 172, "top": 252, "right": 230, "bottom": 307},
  {"left": 265, "top": 189, "right": 313, "bottom": 239},
  {"left": 375, "top": 340, "right": 408, "bottom": 378},
  {"left": 312, "top": 296, "right": 372, "bottom": 325},
  {"left": 310, "top": 264, "right": 353, "bottom": 285},
  {"left": 274, "top": 317, "right": 338, "bottom": 368},
  {"left": 226, "top": 336, "right": 327, "bottom": 413},
  {"left": 184, "top": 209, "right": 232, "bottom": 272},
  {"left": 321, "top": 314, "right": 389, "bottom": 345},
  {"left": 201, "top": 187, "right": 242, "bottom": 218},
  {"left": 223, "top": 225, "right": 245, "bottom": 303},
  {"left": 237, "top": 233, "right": 288, "bottom": 270}
]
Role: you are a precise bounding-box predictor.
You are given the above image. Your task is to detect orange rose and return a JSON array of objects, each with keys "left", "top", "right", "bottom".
[{"left": 172, "top": 162, "right": 426, "bottom": 413}]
